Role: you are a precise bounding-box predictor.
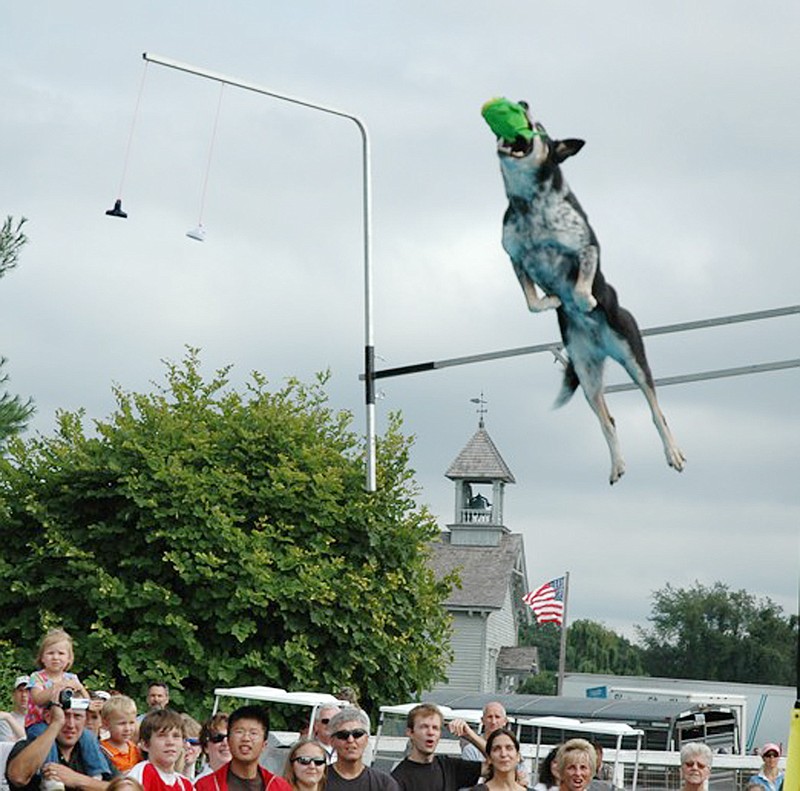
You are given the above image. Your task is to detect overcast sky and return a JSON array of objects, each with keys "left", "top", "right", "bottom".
[{"left": 1, "top": 2, "right": 798, "bottom": 643}]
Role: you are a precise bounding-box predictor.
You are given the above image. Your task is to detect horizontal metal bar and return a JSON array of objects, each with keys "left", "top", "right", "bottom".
[
  {"left": 367, "top": 304, "right": 800, "bottom": 381},
  {"left": 371, "top": 341, "right": 562, "bottom": 380},
  {"left": 605, "top": 358, "right": 800, "bottom": 393},
  {"left": 639, "top": 304, "right": 800, "bottom": 337}
]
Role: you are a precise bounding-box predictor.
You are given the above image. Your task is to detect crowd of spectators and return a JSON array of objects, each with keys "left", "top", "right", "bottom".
[
  {"left": 0, "top": 628, "right": 489, "bottom": 791},
  {"left": 2, "top": 628, "right": 785, "bottom": 791}
]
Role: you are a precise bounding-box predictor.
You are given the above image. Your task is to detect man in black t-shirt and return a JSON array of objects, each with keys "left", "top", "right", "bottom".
[
  {"left": 324, "top": 707, "right": 398, "bottom": 791},
  {"left": 390, "top": 704, "right": 485, "bottom": 791}
]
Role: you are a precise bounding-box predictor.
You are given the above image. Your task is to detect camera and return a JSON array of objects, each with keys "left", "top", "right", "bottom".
[{"left": 58, "top": 689, "right": 91, "bottom": 711}]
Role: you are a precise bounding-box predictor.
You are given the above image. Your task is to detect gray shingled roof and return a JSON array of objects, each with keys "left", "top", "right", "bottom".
[
  {"left": 445, "top": 425, "right": 516, "bottom": 483},
  {"left": 429, "top": 532, "right": 523, "bottom": 609}
]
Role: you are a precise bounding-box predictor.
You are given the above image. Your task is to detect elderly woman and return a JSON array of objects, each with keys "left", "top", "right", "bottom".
[
  {"left": 679, "top": 743, "right": 712, "bottom": 791},
  {"left": 556, "top": 739, "right": 595, "bottom": 791},
  {"left": 748, "top": 743, "right": 784, "bottom": 791}
]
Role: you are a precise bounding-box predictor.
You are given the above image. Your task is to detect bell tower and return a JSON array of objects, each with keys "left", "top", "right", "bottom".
[{"left": 444, "top": 399, "right": 515, "bottom": 547}]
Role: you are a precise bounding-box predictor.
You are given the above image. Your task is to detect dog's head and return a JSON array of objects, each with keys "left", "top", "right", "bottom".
[{"left": 482, "top": 98, "right": 585, "bottom": 195}]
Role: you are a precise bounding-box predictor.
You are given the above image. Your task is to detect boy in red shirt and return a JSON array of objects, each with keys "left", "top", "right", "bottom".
[{"left": 128, "top": 710, "right": 192, "bottom": 791}]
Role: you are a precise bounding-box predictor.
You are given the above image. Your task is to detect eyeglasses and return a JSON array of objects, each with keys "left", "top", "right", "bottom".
[
  {"left": 185, "top": 738, "right": 200, "bottom": 746},
  {"left": 683, "top": 761, "right": 708, "bottom": 769},
  {"left": 209, "top": 733, "right": 228, "bottom": 744},
  {"left": 332, "top": 728, "right": 367, "bottom": 741},
  {"left": 319, "top": 718, "right": 331, "bottom": 724},
  {"left": 763, "top": 752, "right": 779, "bottom": 758},
  {"left": 230, "top": 728, "right": 263, "bottom": 740},
  {"left": 292, "top": 756, "right": 326, "bottom": 766}
]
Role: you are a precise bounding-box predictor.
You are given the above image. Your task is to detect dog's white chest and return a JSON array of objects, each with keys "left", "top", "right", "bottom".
[{"left": 503, "top": 187, "right": 594, "bottom": 294}]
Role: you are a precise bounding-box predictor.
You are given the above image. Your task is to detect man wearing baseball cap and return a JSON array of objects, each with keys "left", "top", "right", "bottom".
[
  {"left": 747, "top": 743, "right": 784, "bottom": 790},
  {"left": 0, "top": 677, "right": 30, "bottom": 742}
]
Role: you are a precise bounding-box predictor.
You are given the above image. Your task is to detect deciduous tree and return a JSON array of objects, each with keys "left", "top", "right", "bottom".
[
  {"left": 517, "top": 619, "right": 644, "bottom": 695},
  {"left": 637, "top": 581, "right": 797, "bottom": 685},
  {"left": 567, "top": 619, "right": 645, "bottom": 676},
  {"left": 0, "top": 350, "right": 454, "bottom": 716}
]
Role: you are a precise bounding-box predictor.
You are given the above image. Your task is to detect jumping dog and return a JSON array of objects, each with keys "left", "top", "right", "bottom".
[{"left": 483, "top": 98, "right": 685, "bottom": 483}]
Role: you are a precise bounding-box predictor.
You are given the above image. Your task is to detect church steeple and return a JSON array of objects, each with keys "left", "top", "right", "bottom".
[{"left": 445, "top": 398, "right": 515, "bottom": 546}]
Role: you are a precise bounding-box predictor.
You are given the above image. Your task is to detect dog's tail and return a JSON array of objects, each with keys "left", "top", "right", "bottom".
[{"left": 553, "top": 360, "right": 580, "bottom": 408}]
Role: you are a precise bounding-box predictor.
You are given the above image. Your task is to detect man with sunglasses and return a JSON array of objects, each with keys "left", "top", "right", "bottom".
[
  {"left": 195, "top": 705, "right": 290, "bottom": 791},
  {"left": 325, "top": 707, "right": 398, "bottom": 791}
]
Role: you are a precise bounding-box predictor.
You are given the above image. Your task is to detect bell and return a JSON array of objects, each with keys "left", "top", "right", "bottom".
[
  {"left": 105, "top": 199, "right": 127, "bottom": 218},
  {"left": 186, "top": 225, "right": 206, "bottom": 242}
]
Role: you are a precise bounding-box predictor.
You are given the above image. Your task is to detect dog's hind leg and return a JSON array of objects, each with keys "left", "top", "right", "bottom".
[
  {"left": 639, "top": 382, "right": 686, "bottom": 472},
  {"left": 616, "top": 347, "right": 686, "bottom": 473},
  {"left": 590, "top": 392, "right": 626, "bottom": 485},
  {"left": 574, "top": 359, "right": 626, "bottom": 484}
]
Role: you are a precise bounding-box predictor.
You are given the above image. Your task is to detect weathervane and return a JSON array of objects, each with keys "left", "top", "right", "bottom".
[{"left": 469, "top": 392, "right": 488, "bottom": 427}]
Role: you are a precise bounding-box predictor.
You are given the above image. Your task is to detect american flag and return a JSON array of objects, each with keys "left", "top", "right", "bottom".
[{"left": 523, "top": 577, "right": 566, "bottom": 626}]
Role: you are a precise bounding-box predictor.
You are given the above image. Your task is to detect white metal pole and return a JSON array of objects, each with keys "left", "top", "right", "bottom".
[{"left": 142, "top": 53, "right": 377, "bottom": 491}]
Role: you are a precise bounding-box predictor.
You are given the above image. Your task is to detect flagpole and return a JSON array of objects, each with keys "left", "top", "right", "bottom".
[{"left": 556, "top": 571, "right": 570, "bottom": 696}]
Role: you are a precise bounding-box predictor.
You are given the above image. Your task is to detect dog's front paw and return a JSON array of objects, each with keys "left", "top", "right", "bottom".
[
  {"left": 574, "top": 290, "right": 597, "bottom": 312},
  {"left": 528, "top": 295, "right": 562, "bottom": 312}
]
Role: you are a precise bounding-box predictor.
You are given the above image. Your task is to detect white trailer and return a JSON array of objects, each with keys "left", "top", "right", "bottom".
[{"left": 605, "top": 686, "right": 747, "bottom": 755}]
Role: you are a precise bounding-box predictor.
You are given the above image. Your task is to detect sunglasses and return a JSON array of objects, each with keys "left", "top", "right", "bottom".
[
  {"left": 332, "top": 728, "right": 367, "bottom": 741},
  {"left": 185, "top": 738, "right": 200, "bottom": 746},
  {"left": 683, "top": 761, "right": 707, "bottom": 769},
  {"left": 209, "top": 733, "right": 228, "bottom": 743},
  {"left": 763, "top": 752, "right": 779, "bottom": 758},
  {"left": 292, "top": 756, "right": 326, "bottom": 766}
]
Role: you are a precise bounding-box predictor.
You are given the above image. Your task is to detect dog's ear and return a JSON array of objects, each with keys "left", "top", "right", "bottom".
[{"left": 553, "top": 139, "right": 585, "bottom": 163}]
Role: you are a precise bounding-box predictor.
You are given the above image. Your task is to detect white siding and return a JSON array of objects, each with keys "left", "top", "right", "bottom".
[
  {"left": 484, "top": 587, "right": 517, "bottom": 691},
  {"left": 431, "top": 612, "right": 487, "bottom": 693}
]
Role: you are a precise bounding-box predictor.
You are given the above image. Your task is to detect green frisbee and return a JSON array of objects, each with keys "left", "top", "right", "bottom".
[{"left": 481, "top": 97, "right": 533, "bottom": 143}]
